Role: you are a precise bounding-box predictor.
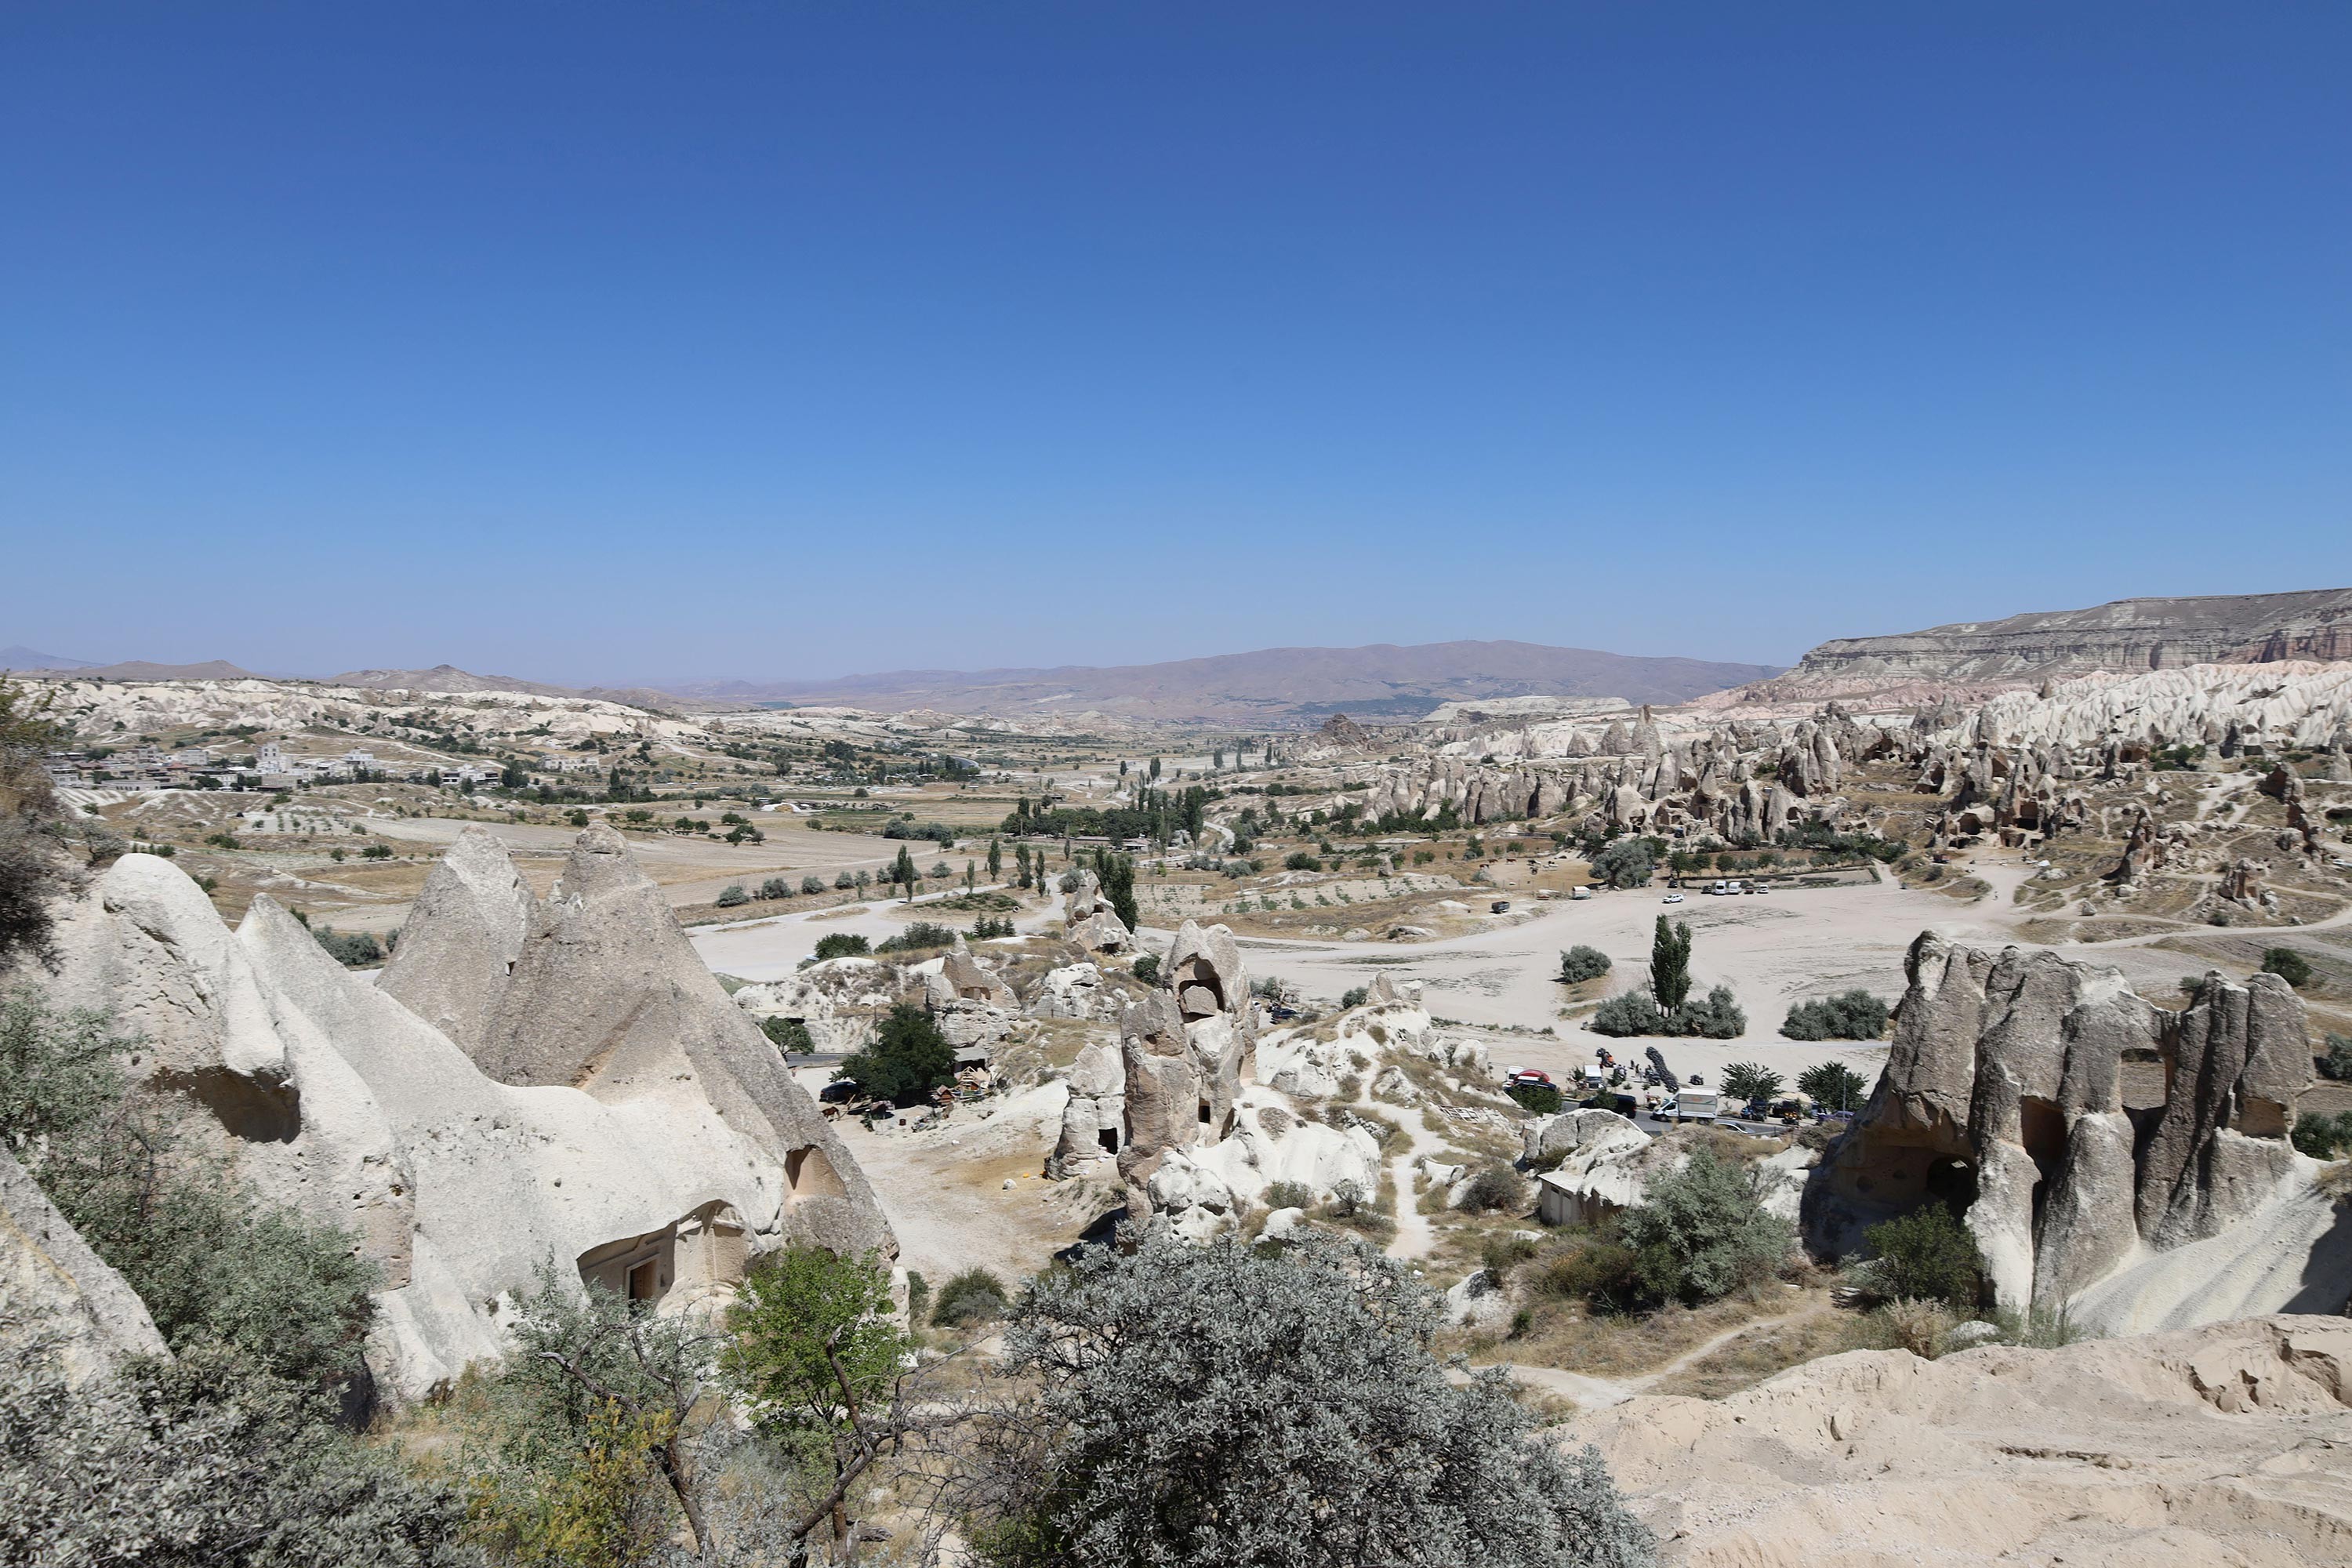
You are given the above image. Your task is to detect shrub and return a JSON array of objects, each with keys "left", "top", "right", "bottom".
[
  {"left": 0, "top": 1341, "right": 467, "bottom": 1566},
  {"left": 2292, "top": 1110, "right": 2352, "bottom": 1160},
  {"left": 758, "top": 876, "right": 791, "bottom": 900},
  {"left": 760, "top": 1015, "right": 814, "bottom": 1055},
  {"left": 1459, "top": 1163, "right": 1530, "bottom": 1214},
  {"left": 969, "top": 915, "right": 1016, "bottom": 940},
  {"left": 2261, "top": 947, "right": 2314, "bottom": 989},
  {"left": 2320, "top": 1033, "right": 2352, "bottom": 1082},
  {"left": 311, "top": 926, "right": 384, "bottom": 967},
  {"left": 932, "top": 1265, "right": 1011, "bottom": 1326},
  {"left": 877, "top": 920, "right": 956, "bottom": 953},
  {"left": 1675, "top": 984, "right": 1746, "bottom": 1039},
  {"left": 836, "top": 1004, "right": 956, "bottom": 1106},
  {"left": 1530, "top": 1228, "right": 1650, "bottom": 1316},
  {"left": 1507, "top": 1080, "right": 1564, "bottom": 1114},
  {"left": 1798, "top": 1059, "right": 1871, "bottom": 1112},
  {"left": 1864, "top": 1203, "right": 1984, "bottom": 1309},
  {"left": 1481, "top": 1232, "right": 1540, "bottom": 1279},
  {"left": 1590, "top": 989, "right": 1664, "bottom": 1037},
  {"left": 1265, "top": 1179, "right": 1316, "bottom": 1211},
  {"left": 1719, "top": 1062, "right": 1784, "bottom": 1105},
  {"left": 714, "top": 883, "right": 750, "bottom": 908},
  {"left": 1616, "top": 1147, "right": 1792, "bottom": 1308},
  {"left": 1875, "top": 1297, "right": 1959, "bottom": 1360},
  {"left": 906, "top": 1270, "right": 931, "bottom": 1326},
  {"left": 1588, "top": 839, "right": 1653, "bottom": 888},
  {"left": 975, "top": 1233, "right": 1652, "bottom": 1567},
  {"left": 1284, "top": 851, "right": 1323, "bottom": 872},
  {"left": 834, "top": 870, "right": 856, "bottom": 890},
  {"left": 360, "top": 843, "right": 392, "bottom": 860},
  {"left": 1780, "top": 989, "right": 1890, "bottom": 1040},
  {"left": 1132, "top": 952, "right": 1161, "bottom": 985},
  {"left": 800, "top": 873, "right": 827, "bottom": 895},
  {"left": 1558, "top": 945, "right": 1612, "bottom": 985},
  {"left": 1340, "top": 985, "right": 1370, "bottom": 1008},
  {"left": 812, "top": 931, "right": 871, "bottom": 961}
]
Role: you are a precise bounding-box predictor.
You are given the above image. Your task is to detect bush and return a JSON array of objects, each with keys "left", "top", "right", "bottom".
[
  {"left": 1264, "top": 1179, "right": 1315, "bottom": 1211},
  {"left": 1719, "top": 1062, "right": 1783, "bottom": 1105},
  {"left": 1798, "top": 1059, "right": 1871, "bottom": 1112},
  {"left": 1132, "top": 952, "right": 1160, "bottom": 985},
  {"left": 969, "top": 915, "right": 1016, "bottom": 940},
  {"left": 758, "top": 876, "right": 791, "bottom": 900},
  {"left": 1864, "top": 1203, "right": 1984, "bottom": 1310},
  {"left": 834, "top": 869, "right": 856, "bottom": 890},
  {"left": 877, "top": 920, "right": 956, "bottom": 953},
  {"left": 975, "top": 1232, "right": 1652, "bottom": 1568},
  {"left": 1459, "top": 1163, "right": 1530, "bottom": 1214},
  {"left": 1589, "top": 989, "right": 1666, "bottom": 1037},
  {"left": 0, "top": 1341, "right": 468, "bottom": 1567},
  {"left": 1675, "top": 984, "right": 1746, "bottom": 1039},
  {"left": 800, "top": 873, "right": 827, "bottom": 895},
  {"left": 931, "top": 1265, "right": 1011, "bottom": 1326},
  {"left": 2292, "top": 1109, "right": 2352, "bottom": 1160},
  {"left": 1616, "top": 1147, "right": 1792, "bottom": 1308},
  {"left": 2262, "top": 947, "right": 2314, "bottom": 989},
  {"left": 311, "top": 925, "right": 384, "bottom": 967},
  {"left": 760, "top": 1015, "right": 814, "bottom": 1055},
  {"left": 1780, "top": 989, "right": 1890, "bottom": 1040},
  {"left": 1, "top": 991, "right": 379, "bottom": 1388},
  {"left": 836, "top": 1003, "right": 956, "bottom": 1106},
  {"left": 2320, "top": 1033, "right": 2352, "bottom": 1082},
  {"left": 1284, "top": 851, "right": 1323, "bottom": 872},
  {"left": 1340, "top": 985, "right": 1370, "bottom": 1009},
  {"left": 812, "top": 931, "right": 871, "bottom": 961},
  {"left": 1507, "top": 1080, "right": 1564, "bottom": 1114},
  {"left": 1587, "top": 839, "right": 1653, "bottom": 889},
  {"left": 714, "top": 883, "right": 750, "bottom": 908},
  {"left": 1533, "top": 1229, "right": 1651, "bottom": 1316},
  {"left": 1558, "top": 945, "right": 1612, "bottom": 984}
]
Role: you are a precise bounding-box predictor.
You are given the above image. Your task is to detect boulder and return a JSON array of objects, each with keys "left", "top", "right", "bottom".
[
  {"left": 1, "top": 1142, "right": 168, "bottom": 1388},
  {"left": 1807, "top": 931, "right": 2333, "bottom": 1329}
]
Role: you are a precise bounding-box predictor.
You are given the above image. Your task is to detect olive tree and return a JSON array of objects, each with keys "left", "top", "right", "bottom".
[{"left": 967, "top": 1232, "right": 1652, "bottom": 1568}]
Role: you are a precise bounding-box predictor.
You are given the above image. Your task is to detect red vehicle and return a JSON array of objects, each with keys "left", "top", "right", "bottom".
[{"left": 1505, "top": 1069, "right": 1555, "bottom": 1091}]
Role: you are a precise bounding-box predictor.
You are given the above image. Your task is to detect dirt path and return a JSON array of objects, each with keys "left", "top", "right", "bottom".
[{"left": 1471, "top": 1303, "right": 1819, "bottom": 1410}]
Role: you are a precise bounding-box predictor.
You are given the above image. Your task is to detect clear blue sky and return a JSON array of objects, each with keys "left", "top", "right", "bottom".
[{"left": 3, "top": 3, "right": 2347, "bottom": 684}]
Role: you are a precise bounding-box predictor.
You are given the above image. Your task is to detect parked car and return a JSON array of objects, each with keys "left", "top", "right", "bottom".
[
  {"left": 1570, "top": 886, "right": 1593, "bottom": 900},
  {"left": 1506, "top": 1069, "right": 1556, "bottom": 1090},
  {"left": 1661, "top": 891, "right": 1685, "bottom": 904},
  {"left": 1707, "top": 880, "right": 1731, "bottom": 895}
]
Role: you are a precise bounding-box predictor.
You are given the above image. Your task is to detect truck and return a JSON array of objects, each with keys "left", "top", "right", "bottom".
[{"left": 1671, "top": 1088, "right": 1722, "bottom": 1123}]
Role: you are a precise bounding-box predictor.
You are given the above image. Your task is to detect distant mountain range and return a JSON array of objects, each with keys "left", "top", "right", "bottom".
[
  {"left": 650, "top": 640, "right": 1785, "bottom": 723},
  {"left": 1782, "top": 587, "right": 2352, "bottom": 690},
  {"left": 0, "top": 644, "right": 101, "bottom": 670}
]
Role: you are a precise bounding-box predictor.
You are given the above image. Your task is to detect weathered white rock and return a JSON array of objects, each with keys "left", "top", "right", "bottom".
[{"left": 1, "top": 1143, "right": 167, "bottom": 1387}]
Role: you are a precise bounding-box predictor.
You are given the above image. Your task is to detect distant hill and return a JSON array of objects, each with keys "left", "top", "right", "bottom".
[
  {"left": 1781, "top": 587, "right": 2352, "bottom": 690},
  {"left": 657, "top": 640, "right": 1784, "bottom": 723},
  {"left": 74, "top": 659, "right": 266, "bottom": 682},
  {"left": 0, "top": 644, "right": 101, "bottom": 670},
  {"left": 328, "top": 664, "right": 694, "bottom": 712}
]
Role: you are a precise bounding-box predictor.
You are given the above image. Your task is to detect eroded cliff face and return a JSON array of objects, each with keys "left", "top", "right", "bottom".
[
  {"left": 1807, "top": 933, "right": 2348, "bottom": 1331},
  {"left": 24, "top": 829, "right": 894, "bottom": 1403},
  {"left": 1786, "top": 587, "right": 2352, "bottom": 689}
]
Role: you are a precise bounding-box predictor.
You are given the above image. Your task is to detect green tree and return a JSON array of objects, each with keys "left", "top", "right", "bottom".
[
  {"left": 1559, "top": 945, "right": 1612, "bottom": 985},
  {"left": 972, "top": 1232, "right": 1650, "bottom": 1568},
  {"left": 1781, "top": 990, "right": 1890, "bottom": 1040},
  {"left": 761, "top": 1016, "right": 815, "bottom": 1055},
  {"left": 1798, "top": 1059, "right": 1871, "bottom": 1112},
  {"left": 837, "top": 1004, "right": 955, "bottom": 1106},
  {"left": 891, "top": 846, "right": 919, "bottom": 902},
  {"left": 1648, "top": 917, "right": 1693, "bottom": 1012},
  {"left": 1588, "top": 839, "right": 1652, "bottom": 889},
  {"left": 987, "top": 837, "right": 1004, "bottom": 880},
  {"left": 812, "top": 932, "right": 870, "bottom": 961},
  {"left": 2261, "top": 947, "right": 2314, "bottom": 989},
  {"left": 1719, "top": 1062, "right": 1784, "bottom": 1105},
  {"left": 1864, "top": 1203, "right": 1984, "bottom": 1309},
  {"left": 1097, "top": 851, "right": 1139, "bottom": 931},
  {"left": 1616, "top": 1147, "right": 1791, "bottom": 1307}
]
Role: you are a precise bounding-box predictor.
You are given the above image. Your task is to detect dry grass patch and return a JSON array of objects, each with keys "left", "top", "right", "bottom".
[
  {"left": 1646, "top": 1293, "right": 1864, "bottom": 1398},
  {"left": 1454, "top": 1288, "right": 1800, "bottom": 1381}
]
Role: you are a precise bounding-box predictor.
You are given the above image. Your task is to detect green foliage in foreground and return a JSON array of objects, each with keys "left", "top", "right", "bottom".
[
  {"left": 0, "top": 1338, "right": 469, "bottom": 1568},
  {"left": 0, "top": 988, "right": 378, "bottom": 1387},
  {"left": 971, "top": 1232, "right": 1653, "bottom": 1568}
]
